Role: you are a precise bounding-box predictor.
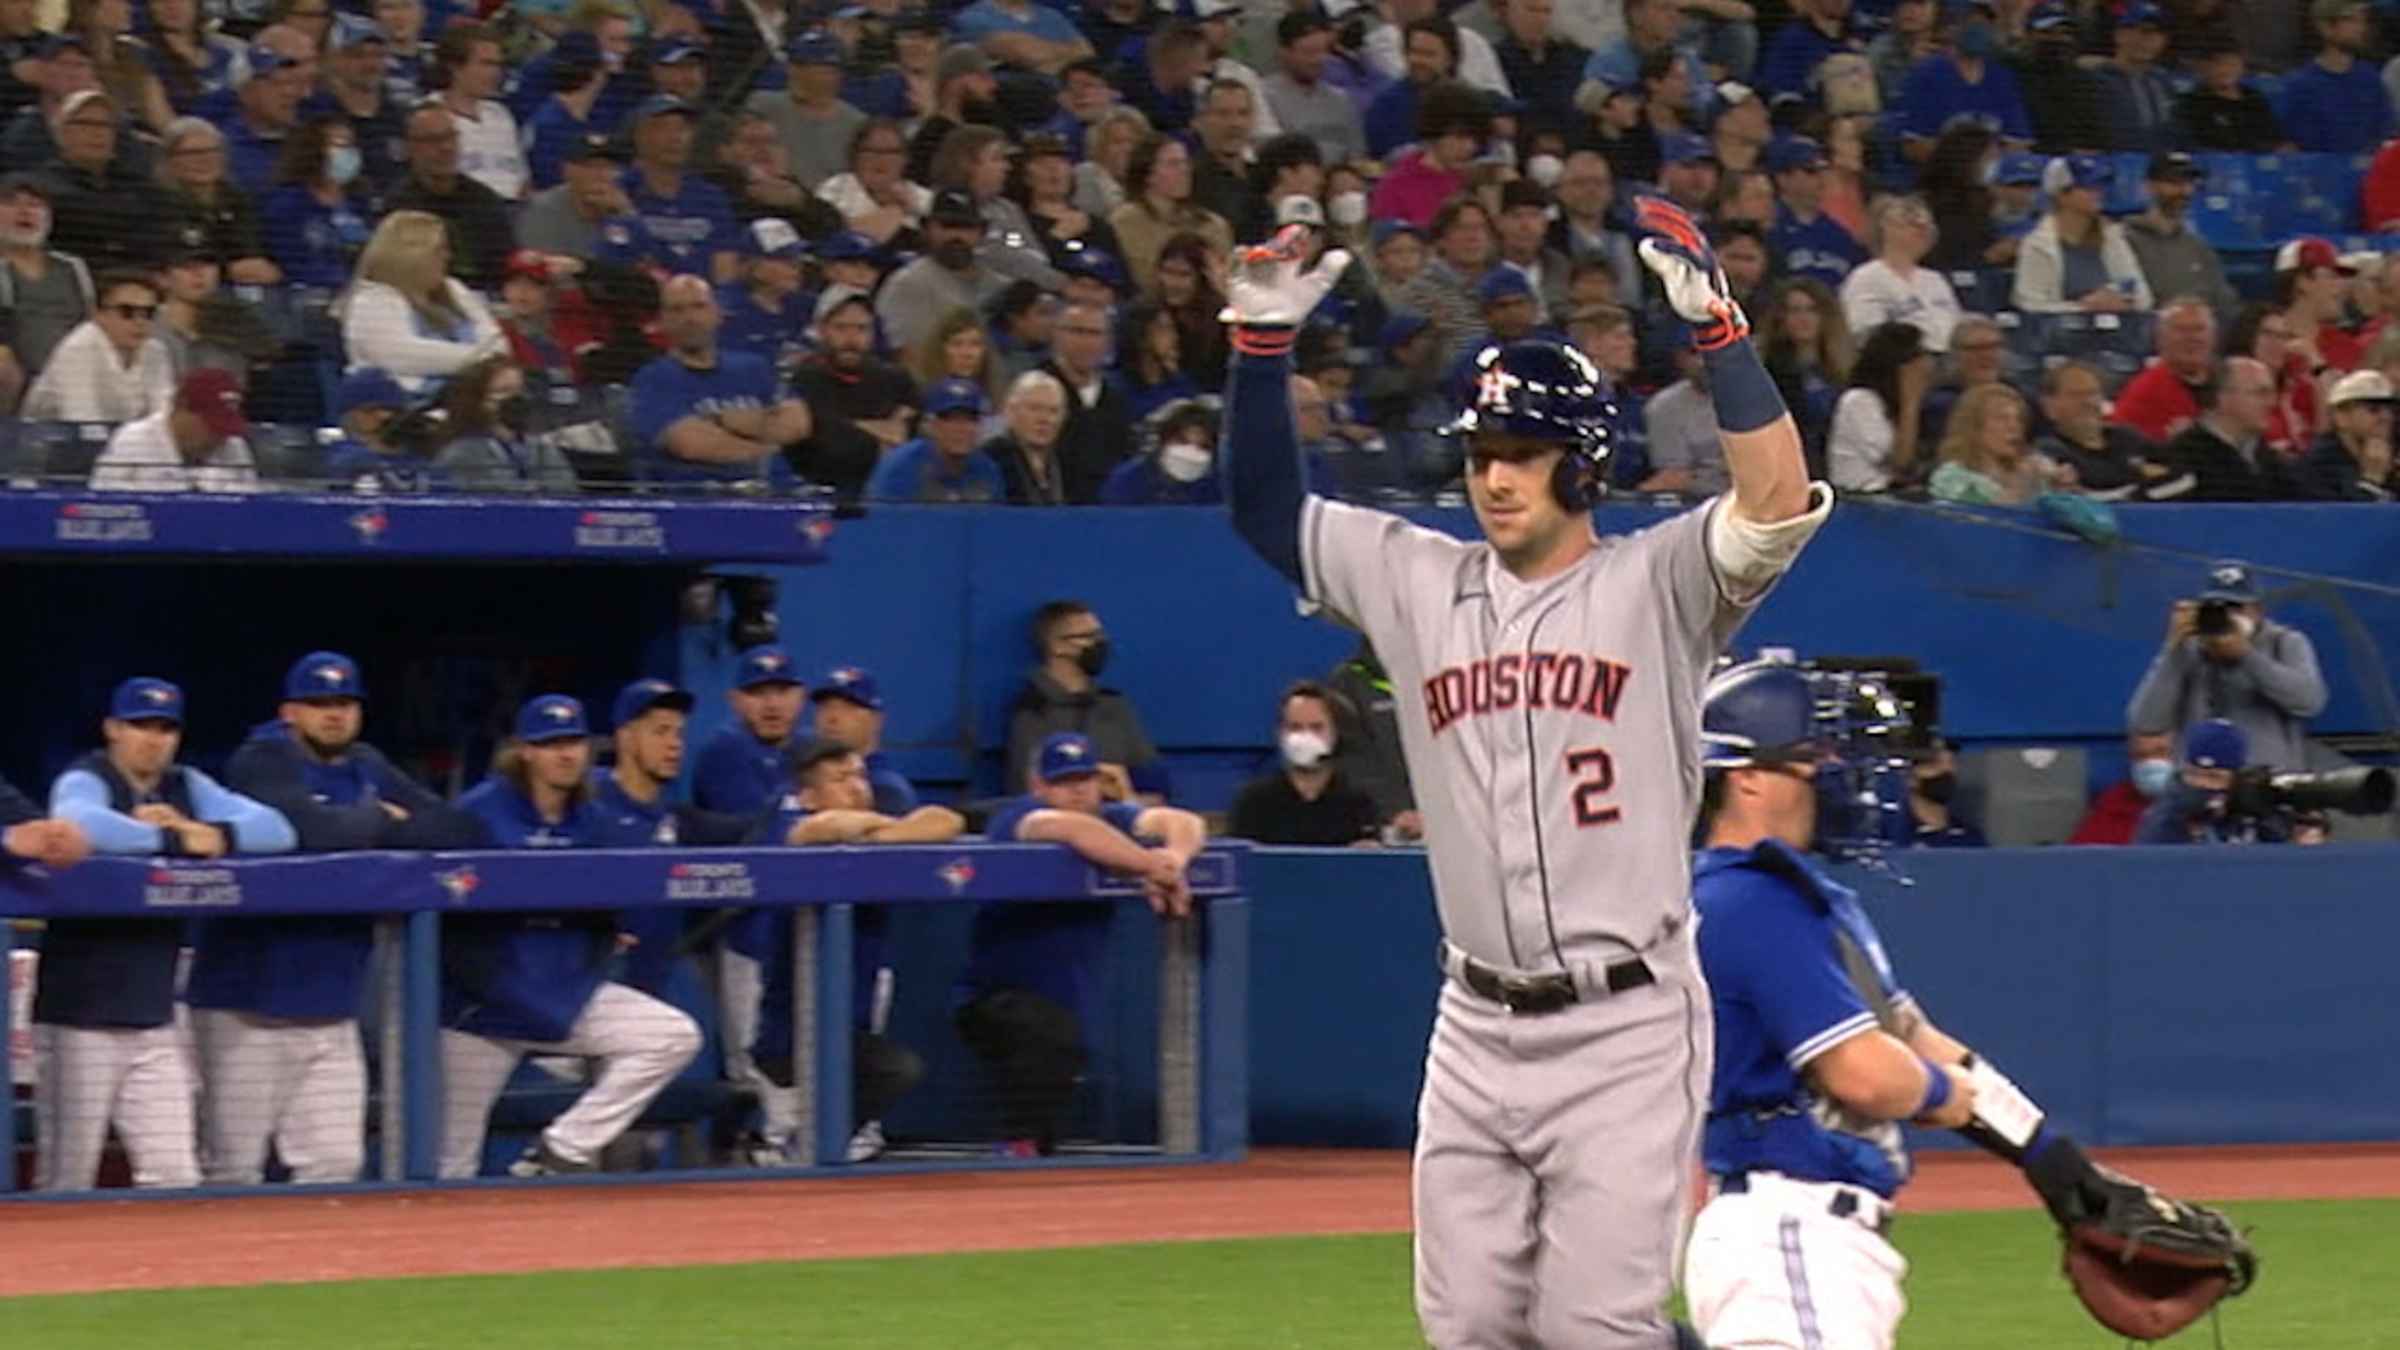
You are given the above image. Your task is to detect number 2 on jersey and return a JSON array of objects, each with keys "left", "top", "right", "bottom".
[{"left": 1565, "top": 746, "right": 1620, "bottom": 826}]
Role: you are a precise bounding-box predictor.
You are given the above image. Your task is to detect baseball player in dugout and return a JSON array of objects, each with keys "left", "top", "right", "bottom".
[
  {"left": 41, "top": 678, "right": 298, "bottom": 1192},
  {"left": 1222, "top": 192, "right": 1832, "bottom": 1347},
  {"left": 193, "top": 652, "right": 486, "bottom": 1187},
  {"left": 1687, "top": 662, "right": 2255, "bottom": 1348}
]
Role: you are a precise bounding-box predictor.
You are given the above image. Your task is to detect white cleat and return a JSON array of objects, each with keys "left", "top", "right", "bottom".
[{"left": 845, "top": 1120, "right": 888, "bottom": 1164}]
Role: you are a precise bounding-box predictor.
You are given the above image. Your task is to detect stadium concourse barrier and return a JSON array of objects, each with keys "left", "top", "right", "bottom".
[{"left": 0, "top": 843, "right": 1251, "bottom": 1196}]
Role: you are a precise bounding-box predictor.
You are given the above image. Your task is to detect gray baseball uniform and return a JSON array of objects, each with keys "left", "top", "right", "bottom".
[{"left": 1301, "top": 492, "right": 1789, "bottom": 1347}]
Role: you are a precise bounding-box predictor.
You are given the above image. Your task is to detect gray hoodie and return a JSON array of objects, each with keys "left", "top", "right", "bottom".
[{"left": 2126, "top": 618, "right": 2327, "bottom": 771}]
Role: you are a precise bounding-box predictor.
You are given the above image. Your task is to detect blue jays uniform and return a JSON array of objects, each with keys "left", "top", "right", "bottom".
[
  {"left": 587, "top": 772, "right": 690, "bottom": 999},
  {"left": 690, "top": 724, "right": 797, "bottom": 826},
  {"left": 1685, "top": 837, "right": 1913, "bottom": 1348},
  {"left": 748, "top": 752, "right": 920, "bottom": 1056}
]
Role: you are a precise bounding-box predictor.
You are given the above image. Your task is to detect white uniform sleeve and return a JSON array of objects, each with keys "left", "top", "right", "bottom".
[
  {"left": 1642, "top": 487, "right": 1833, "bottom": 655},
  {"left": 1299, "top": 494, "right": 1466, "bottom": 635}
]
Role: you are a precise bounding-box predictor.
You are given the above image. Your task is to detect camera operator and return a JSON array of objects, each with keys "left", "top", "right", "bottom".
[
  {"left": 2126, "top": 560, "right": 2326, "bottom": 772},
  {"left": 2136, "top": 719, "right": 2300, "bottom": 845}
]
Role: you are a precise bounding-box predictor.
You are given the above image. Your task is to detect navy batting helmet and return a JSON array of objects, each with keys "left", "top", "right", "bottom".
[
  {"left": 1442, "top": 340, "right": 1617, "bottom": 511},
  {"left": 1700, "top": 662, "right": 1822, "bottom": 769}
]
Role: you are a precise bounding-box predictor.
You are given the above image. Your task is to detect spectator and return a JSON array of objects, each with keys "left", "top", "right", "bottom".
[
  {"left": 1263, "top": 10, "right": 1367, "bottom": 167},
  {"left": 1370, "top": 0, "right": 1514, "bottom": 98},
  {"left": 324, "top": 365, "right": 449, "bottom": 492},
  {"left": 1712, "top": 166, "right": 1775, "bottom": 231},
  {"left": 22, "top": 268, "right": 172, "bottom": 423},
  {"left": 2111, "top": 296, "right": 2218, "bottom": 442},
  {"left": 61, "top": 0, "right": 165, "bottom": 135},
  {"left": 1038, "top": 299, "right": 1132, "bottom": 501},
  {"left": 0, "top": 36, "right": 101, "bottom": 173},
  {"left": 1491, "top": 180, "right": 1572, "bottom": 322},
  {"left": 707, "top": 116, "right": 836, "bottom": 240},
  {"left": 1019, "top": 131, "right": 1122, "bottom": 270},
  {"left": 715, "top": 218, "right": 813, "bottom": 374},
  {"left": 1904, "top": 742, "right": 1985, "bottom": 847},
  {"left": 1228, "top": 681, "right": 1383, "bottom": 846},
  {"left": 636, "top": 40, "right": 718, "bottom": 155},
  {"left": 1710, "top": 219, "right": 1771, "bottom": 317},
  {"left": 2034, "top": 359, "right": 2190, "bottom": 501},
  {"left": 1186, "top": 1, "right": 1278, "bottom": 141},
  {"left": 631, "top": 275, "right": 808, "bottom": 490},
  {"left": 1928, "top": 382, "right": 2063, "bottom": 505},
  {"left": 85, "top": 364, "right": 258, "bottom": 492},
  {"left": 933, "top": 123, "right": 1066, "bottom": 291},
  {"left": 199, "top": 650, "right": 481, "bottom": 1185},
  {"left": 2277, "top": 0, "right": 2388, "bottom": 155},
  {"left": 1582, "top": 0, "right": 1702, "bottom": 122},
  {"left": 1153, "top": 231, "right": 1231, "bottom": 387},
  {"left": 956, "top": 731, "right": 1204, "bottom": 1156},
  {"left": 1918, "top": 312, "right": 2010, "bottom": 441},
  {"left": 1113, "top": 139, "right": 1232, "bottom": 303},
  {"left": 429, "top": 22, "right": 525, "bottom": 201},
  {"left": 221, "top": 40, "right": 311, "bottom": 196},
  {"left": 1638, "top": 341, "right": 1726, "bottom": 496},
  {"left": 154, "top": 249, "right": 277, "bottom": 386},
  {"left": 906, "top": 44, "right": 1000, "bottom": 187},
  {"left": 258, "top": 117, "right": 373, "bottom": 291},
  {"left": 145, "top": 0, "right": 245, "bottom": 118},
  {"left": 385, "top": 103, "right": 517, "bottom": 290},
  {"left": 439, "top": 694, "right": 704, "bottom": 1179},
  {"left": 991, "top": 280, "right": 1056, "bottom": 384},
  {"left": 520, "top": 31, "right": 606, "bottom": 193},
  {"left": 879, "top": 190, "right": 1001, "bottom": 353},
  {"left": 2129, "top": 720, "right": 2299, "bottom": 845},
  {"left": 2088, "top": 1, "right": 2174, "bottom": 153},
  {"left": 1372, "top": 80, "right": 1492, "bottom": 231},
  {"left": 2292, "top": 369, "right": 2398, "bottom": 501},
  {"left": 610, "top": 96, "right": 740, "bottom": 285},
  {"left": 818, "top": 117, "right": 931, "bottom": 248},
  {"left": 1562, "top": 304, "right": 1649, "bottom": 487},
  {"left": 426, "top": 355, "right": 576, "bottom": 494},
  {"left": 304, "top": 14, "right": 405, "bottom": 197},
  {"left": 518, "top": 131, "right": 634, "bottom": 259},
  {"left": 2228, "top": 303, "right": 2323, "bottom": 462},
  {"left": 1189, "top": 80, "right": 1262, "bottom": 233},
  {"left": 864, "top": 376, "right": 1004, "bottom": 502},
  {"left": 1982, "top": 151, "right": 2047, "bottom": 251},
  {"left": 1040, "top": 57, "right": 1119, "bottom": 155},
  {"left": 908, "top": 303, "right": 1005, "bottom": 407},
  {"left": 339, "top": 209, "right": 504, "bottom": 389},
  {"left": 1101, "top": 398, "right": 1221, "bottom": 504},
  {"left": 2068, "top": 728, "right": 2177, "bottom": 845},
  {"left": 1073, "top": 105, "right": 1152, "bottom": 219},
  {"left": 951, "top": 0, "right": 1094, "bottom": 77},
  {"left": 2011, "top": 154, "right": 2151, "bottom": 315},
  {"left": 1867, "top": 0, "right": 1938, "bottom": 102},
  {"left": 39, "top": 676, "right": 290, "bottom": 1192},
  {"left": 1576, "top": 70, "right": 1657, "bottom": 188},
  {"left": 1496, "top": 0, "right": 1589, "bottom": 130},
  {"left": 1757, "top": 0, "right": 1862, "bottom": 101},
  {"left": 2161, "top": 358, "right": 2294, "bottom": 501},
  {"left": 1655, "top": 131, "right": 1719, "bottom": 215},
  {"left": 1367, "top": 15, "right": 1458, "bottom": 160},
  {"left": 984, "top": 369, "right": 1073, "bottom": 504},
  {"left": 1766, "top": 135, "right": 1865, "bottom": 289},
  {"left": 1894, "top": 3, "right": 2032, "bottom": 163},
  {"left": 750, "top": 30, "right": 865, "bottom": 190},
  {"left": 790, "top": 291, "right": 920, "bottom": 500},
  {"left": 1118, "top": 300, "right": 1198, "bottom": 419},
  {"left": 1005, "top": 600, "right": 1166, "bottom": 799},
  {"left": 0, "top": 173, "right": 95, "bottom": 390},
  {"left": 156, "top": 117, "right": 278, "bottom": 285},
  {"left": 2011, "top": 1, "right": 2106, "bottom": 154},
  {"left": 0, "top": 1, "right": 47, "bottom": 125},
  {"left": 2174, "top": 35, "right": 2286, "bottom": 153},
  {"left": 495, "top": 249, "right": 595, "bottom": 388},
  {"left": 2274, "top": 237, "right": 2364, "bottom": 378},
  {"left": 1319, "top": 639, "right": 1421, "bottom": 840},
  {"left": 2124, "top": 152, "right": 2237, "bottom": 323},
  {"left": 1827, "top": 320, "right": 1933, "bottom": 493},
  {"left": 1705, "top": 82, "right": 1772, "bottom": 178},
  {"left": 1390, "top": 203, "right": 1492, "bottom": 367},
  {"left": 33, "top": 89, "right": 156, "bottom": 271},
  {"left": 1117, "top": 20, "right": 1208, "bottom": 136},
  {"left": 1760, "top": 277, "right": 1852, "bottom": 478},
  {"left": 1839, "top": 194, "right": 1963, "bottom": 354},
  {"left": 373, "top": 0, "right": 431, "bottom": 105},
  {"left": 1548, "top": 150, "right": 1639, "bottom": 286}
]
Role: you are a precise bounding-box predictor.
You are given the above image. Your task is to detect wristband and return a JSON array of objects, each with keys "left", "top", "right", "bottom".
[
  {"left": 1230, "top": 325, "right": 1297, "bottom": 358},
  {"left": 1700, "top": 336, "right": 1788, "bottom": 434},
  {"left": 1914, "top": 1055, "right": 1951, "bottom": 1117}
]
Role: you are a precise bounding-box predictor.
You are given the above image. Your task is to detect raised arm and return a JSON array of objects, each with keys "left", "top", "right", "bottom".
[{"left": 1220, "top": 228, "right": 1353, "bottom": 585}]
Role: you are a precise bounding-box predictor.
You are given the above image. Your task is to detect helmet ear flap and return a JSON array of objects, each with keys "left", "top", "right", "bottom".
[{"left": 1552, "top": 452, "right": 1593, "bottom": 512}]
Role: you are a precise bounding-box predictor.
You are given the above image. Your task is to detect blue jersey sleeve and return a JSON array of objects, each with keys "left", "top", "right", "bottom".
[
  {"left": 1701, "top": 884, "right": 1879, "bottom": 1073},
  {"left": 50, "top": 769, "right": 168, "bottom": 853},
  {"left": 984, "top": 795, "right": 1040, "bottom": 841},
  {"left": 1101, "top": 801, "right": 1145, "bottom": 836}
]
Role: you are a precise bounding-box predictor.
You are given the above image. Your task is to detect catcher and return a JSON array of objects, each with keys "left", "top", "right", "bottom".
[{"left": 1683, "top": 661, "right": 2257, "bottom": 1348}]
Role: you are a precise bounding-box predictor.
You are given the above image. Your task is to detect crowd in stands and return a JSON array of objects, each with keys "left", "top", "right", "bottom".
[{"left": 0, "top": 0, "right": 2394, "bottom": 502}]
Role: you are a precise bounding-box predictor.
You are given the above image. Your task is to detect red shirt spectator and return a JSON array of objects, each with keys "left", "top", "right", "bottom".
[
  {"left": 2070, "top": 732, "right": 2176, "bottom": 846},
  {"left": 2364, "top": 135, "right": 2400, "bottom": 231},
  {"left": 2108, "top": 297, "right": 2218, "bottom": 441}
]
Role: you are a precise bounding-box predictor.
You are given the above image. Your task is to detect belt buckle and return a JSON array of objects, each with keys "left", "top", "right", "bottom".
[{"left": 1496, "top": 973, "right": 1573, "bottom": 1014}]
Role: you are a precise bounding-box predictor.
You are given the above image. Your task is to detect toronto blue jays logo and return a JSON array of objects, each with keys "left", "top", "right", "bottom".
[
  {"left": 938, "top": 858, "right": 976, "bottom": 895},
  {"left": 313, "top": 664, "right": 347, "bottom": 687},
  {"left": 831, "top": 666, "right": 863, "bottom": 685},
  {"left": 141, "top": 686, "right": 175, "bottom": 707},
  {"left": 801, "top": 516, "right": 835, "bottom": 545},
  {"left": 545, "top": 702, "right": 576, "bottom": 722},
  {"left": 436, "top": 865, "right": 480, "bottom": 904},
  {"left": 348, "top": 508, "right": 388, "bottom": 543},
  {"left": 2212, "top": 565, "right": 2246, "bottom": 591}
]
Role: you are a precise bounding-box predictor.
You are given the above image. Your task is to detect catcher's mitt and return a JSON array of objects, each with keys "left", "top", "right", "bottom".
[{"left": 2050, "top": 1155, "right": 2258, "bottom": 1341}]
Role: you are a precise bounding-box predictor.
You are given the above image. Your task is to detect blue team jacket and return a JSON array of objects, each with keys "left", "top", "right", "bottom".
[
  {"left": 949, "top": 797, "right": 1145, "bottom": 1034},
  {"left": 439, "top": 778, "right": 614, "bottom": 1043}
]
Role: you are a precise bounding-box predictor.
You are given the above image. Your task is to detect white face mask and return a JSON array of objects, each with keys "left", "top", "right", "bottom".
[
  {"left": 1280, "top": 729, "right": 1332, "bottom": 769},
  {"left": 1526, "top": 153, "right": 1564, "bottom": 188},
  {"left": 1328, "top": 190, "right": 1368, "bottom": 226},
  {"left": 1159, "top": 438, "right": 1212, "bottom": 482}
]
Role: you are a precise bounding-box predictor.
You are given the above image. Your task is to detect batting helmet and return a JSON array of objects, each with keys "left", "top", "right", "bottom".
[
  {"left": 1442, "top": 340, "right": 1617, "bottom": 511},
  {"left": 1701, "top": 658, "right": 1920, "bottom": 864},
  {"left": 1700, "top": 661, "right": 1822, "bottom": 770}
]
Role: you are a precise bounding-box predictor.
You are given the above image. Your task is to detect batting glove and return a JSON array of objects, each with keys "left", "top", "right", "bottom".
[
  {"left": 1220, "top": 225, "right": 1352, "bottom": 358},
  {"left": 1633, "top": 195, "right": 1750, "bottom": 352}
]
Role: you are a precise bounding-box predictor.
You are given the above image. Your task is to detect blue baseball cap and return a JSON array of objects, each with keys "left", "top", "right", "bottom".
[
  {"left": 2026, "top": 1, "right": 2074, "bottom": 32},
  {"left": 2118, "top": 1, "right": 2164, "bottom": 27},
  {"left": 1379, "top": 311, "right": 1432, "bottom": 352},
  {"left": 283, "top": 651, "right": 364, "bottom": 702},
  {"left": 335, "top": 366, "right": 408, "bottom": 418},
  {"left": 515, "top": 694, "right": 589, "bottom": 743},
  {"left": 1036, "top": 731, "right": 1101, "bottom": 781},
  {"left": 630, "top": 94, "right": 695, "bottom": 124},
  {"left": 734, "top": 645, "right": 803, "bottom": 689},
  {"left": 1057, "top": 246, "right": 1128, "bottom": 292},
  {"left": 816, "top": 230, "right": 879, "bottom": 263},
  {"left": 2182, "top": 718, "right": 2246, "bottom": 771},
  {"left": 2047, "top": 153, "right": 2113, "bottom": 193},
  {"left": 611, "top": 677, "right": 695, "bottom": 727},
  {"left": 1370, "top": 218, "right": 1425, "bottom": 249},
  {"left": 1661, "top": 132, "right": 1717, "bottom": 166},
  {"left": 110, "top": 677, "right": 185, "bottom": 725},
  {"left": 1766, "top": 135, "right": 1828, "bottom": 175},
  {"left": 786, "top": 29, "right": 843, "bottom": 65},
  {"left": 811, "top": 666, "right": 883, "bottom": 711},
  {"left": 651, "top": 38, "right": 705, "bottom": 65},
  {"left": 925, "top": 378, "right": 988, "bottom": 417},
  {"left": 244, "top": 42, "right": 292, "bottom": 80},
  {"left": 746, "top": 217, "right": 809, "bottom": 261},
  {"left": 1477, "top": 268, "right": 1534, "bottom": 305},
  {"left": 2198, "top": 558, "right": 2258, "bottom": 603},
  {"left": 1990, "top": 152, "right": 2046, "bottom": 187},
  {"left": 329, "top": 12, "right": 387, "bottom": 50}
]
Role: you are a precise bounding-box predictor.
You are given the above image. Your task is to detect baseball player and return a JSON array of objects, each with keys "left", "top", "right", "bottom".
[
  {"left": 953, "top": 731, "right": 1204, "bottom": 1157},
  {"left": 745, "top": 738, "right": 962, "bottom": 1162},
  {"left": 1219, "top": 197, "right": 1832, "bottom": 1347},
  {"left": 192, "top": 652, "right": 486, "bottom": 1186},
  {"left": 439, "top": 695, "right": 703, "bottom": 1178},
  {"left": 1684, "top": 661, "right": 2252, "bottom": 1347},
  {"left": 41, "top": 678, "right": 298, "bottom": 1191}
]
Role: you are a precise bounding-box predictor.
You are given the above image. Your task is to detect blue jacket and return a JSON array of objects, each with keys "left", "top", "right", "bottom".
[
  {"left": 690, "top": 723, "right": 797, "bottom": 819},
  {"left": 440, "top": 778, "right": 613, "bottom": 1043},
  {"left": 584, "top": 771, "right": 755, "bottom": 997},
  {"left": 950, "top": 796, "right": 1144, "bottom": 1033},
  {"left": 2277, "top": 57, "right": 2391, "bottom": 153},
  {"left": 188, "top": 722, "right": 486, "bottom": 1021}
]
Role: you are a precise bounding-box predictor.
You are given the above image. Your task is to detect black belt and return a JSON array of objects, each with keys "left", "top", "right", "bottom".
[
  {"left": 1453, "top": 949, "right": 1653, "bottom": 1014},
  {"left": 1717, "top": 1172, "right": 1895, "bottom": 1237}
]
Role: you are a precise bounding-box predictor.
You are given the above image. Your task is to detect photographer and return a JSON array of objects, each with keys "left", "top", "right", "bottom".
[
  {"left": 2134, "top": 719, "right": 2296, "bottom": 845},
  {"left": 2126, "top": 560, "right": 2326, "bottom": 773}
]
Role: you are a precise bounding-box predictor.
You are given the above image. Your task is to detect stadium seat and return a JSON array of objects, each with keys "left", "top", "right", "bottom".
[
  {"left": 22, "top": 421, "right": 114, "bottom": 486},
  {"left": 1963, "top": 745, "right": 2090, "bottom": 846}
]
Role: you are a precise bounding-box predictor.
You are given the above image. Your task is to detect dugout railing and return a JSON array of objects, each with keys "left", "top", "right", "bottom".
[{"left": 0, "top": 843, "right": 1251, "bottom": 1196}]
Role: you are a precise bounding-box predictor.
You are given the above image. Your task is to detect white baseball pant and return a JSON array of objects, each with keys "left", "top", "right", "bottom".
[
  {"left": 437, "top": 981, "right": 701, "bottom": 1178},
  {"left": 718, "top": 949, "right": 799, "bottom": 1144},
  {"left": 1684, "top": 1171, "right": 1908, "bottom": 1350},
  {"left": 32, "top": 1022, "right": 201, "bottom": 1191},
  {"left": 192, "top": 1010, "right": 367, "bottom": 1185}
]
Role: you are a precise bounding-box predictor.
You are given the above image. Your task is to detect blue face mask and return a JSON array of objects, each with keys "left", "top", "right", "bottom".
[
  {"left": 1956, "top": 20, "right": 1998, "bottom": 60},
  {"left": 2131, "top": 758, "right": 2175, "bottom": 799},
  {"left": 328, "top": 145, "right": 363, "bottom": 186}
]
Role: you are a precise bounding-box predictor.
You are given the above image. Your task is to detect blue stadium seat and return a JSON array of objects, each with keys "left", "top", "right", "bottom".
[{"left": 250, "top": 423, "right": 330, "bottom": 486}]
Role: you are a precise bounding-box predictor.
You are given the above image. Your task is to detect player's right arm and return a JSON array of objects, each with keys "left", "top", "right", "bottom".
[
  {"left": 50, "top": 770, "right": 177, "bottom": 854},
  {"left": 1015, "top": 809, "right": 1160, "bottom": 875}
]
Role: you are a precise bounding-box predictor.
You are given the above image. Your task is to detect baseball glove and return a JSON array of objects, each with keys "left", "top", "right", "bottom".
[{"left": 2047, "top": 1154, "right": 2258, "bottom": 1341}]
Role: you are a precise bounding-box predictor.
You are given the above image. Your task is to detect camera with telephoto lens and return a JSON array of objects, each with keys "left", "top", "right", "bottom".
[
  {"left": 2194, "top": 598, "right": 2239, "bottom": 638},
  {"left": 2225, "top": 765, "right": 2397, "bottom": 822}
]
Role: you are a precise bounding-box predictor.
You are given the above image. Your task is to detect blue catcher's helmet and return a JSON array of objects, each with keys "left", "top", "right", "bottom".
[
  {"left": 1442, "top": 340, "right": 1617, "bottom": 511},
  {"left": 1699, "top": 661, "right": 1821, "bottom": 769},
  {"left": 1700, "top": 659, "right": 1921, "bottom": 865}
]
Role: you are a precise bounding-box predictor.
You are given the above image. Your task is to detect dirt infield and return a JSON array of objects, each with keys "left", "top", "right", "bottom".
[{"left": 2, "top": 1144, "right": 2395, "bottom": 1298}]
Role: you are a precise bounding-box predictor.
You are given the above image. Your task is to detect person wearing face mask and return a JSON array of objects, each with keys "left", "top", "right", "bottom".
[
  {"left": 1228, "top": 681, "right": 1382, "bottom": 846},
  {"left": 1902, "top": 740, "right": 1985, "bottom": 848},
  {"left": 1894, "top": 2, "right": 2032, "bottom": 166},
  {"left": 2068, "top": 728, "right": 2177, "bottom": 845},
  {"left": 2127, "top": 561, "right": 2326, "bottom": 776},
  {"left": 1101, "top": 398, "right": 1222, "bottom": 504},
  {"left": 427, "top": 354, "right": 577, "bottom": 494},
  {"left": 2132, "top": 718, "right": 2293, "bottom": 846},
  {"left": 1004, "top": 600, "right": 1169, "bottom": 802},
  {"left": 260, "top": 117, "right": 376, "bottom": 293}
]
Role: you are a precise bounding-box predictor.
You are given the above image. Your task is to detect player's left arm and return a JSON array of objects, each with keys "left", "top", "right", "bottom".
[
  {"left": 860, "top": 805, "right": 967, "bottom": 843},
  {"left": 181, "top": 769, "right": 299, "bottom": 855},
  {"left": 1131, "top": 805, "right": 1207, "bottom": 861},
  {"left": 1899, "top": 994, "right": 2119, "bottom": 1225}
]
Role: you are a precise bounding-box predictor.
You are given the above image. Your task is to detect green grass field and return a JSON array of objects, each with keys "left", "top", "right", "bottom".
[{"left": 5, "top": 1197, "right": 2378, "bottom": 1348}]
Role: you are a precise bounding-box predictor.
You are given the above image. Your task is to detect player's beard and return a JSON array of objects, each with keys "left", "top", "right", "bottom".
[{"left": 298, "top": 730, "right": 356, "bottom": 760}]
